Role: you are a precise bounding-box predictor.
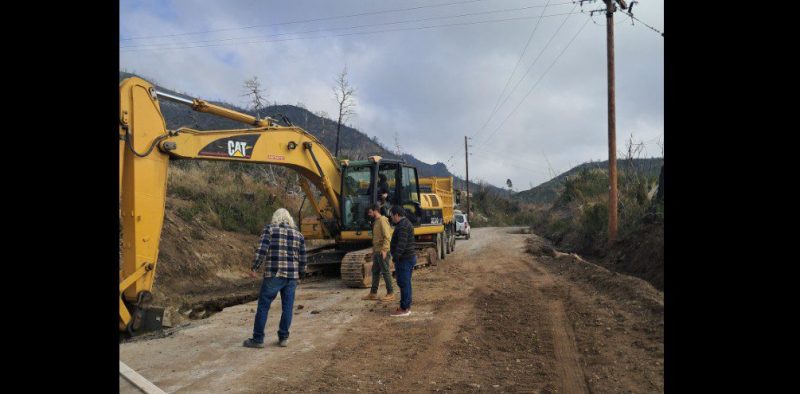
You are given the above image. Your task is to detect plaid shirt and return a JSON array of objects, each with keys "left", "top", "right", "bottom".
[{"left": 252, "top": 223, "right": 307, "bottom": 279}]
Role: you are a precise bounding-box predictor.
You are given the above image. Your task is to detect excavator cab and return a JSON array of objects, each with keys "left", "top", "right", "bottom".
[{"left": 340, "top": 156, "right": 421, "bottom": 231}]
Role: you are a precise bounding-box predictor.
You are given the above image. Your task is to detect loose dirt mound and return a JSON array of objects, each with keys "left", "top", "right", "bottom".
[
  {"left": 600, "top": 221, "right": 664, "bottom": 290},
  {"left": 527, "top": 234, "right": 663, "bottom": 313}
]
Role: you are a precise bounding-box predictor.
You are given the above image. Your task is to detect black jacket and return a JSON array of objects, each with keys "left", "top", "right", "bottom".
[
  {"left": 378, "top": 180, "right": 390, "bottom": 197},
  {"left": 390, "top": 217, "right": 416, "bottom": 261}
]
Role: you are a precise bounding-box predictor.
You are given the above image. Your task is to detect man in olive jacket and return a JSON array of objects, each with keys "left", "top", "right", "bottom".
[
  {"left": 362, "top": 203, "right": 396, "bottom": 302},
  {"left": 389, "top": 205, "right": 416, "bottom": 317}
]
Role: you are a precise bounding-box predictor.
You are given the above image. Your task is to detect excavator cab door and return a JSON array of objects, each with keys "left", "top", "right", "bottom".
[
  {"left": 341, "top": 163, "right": 376, "bottom": 231},
  {"left": 399, "top": 165, "right": 422, "bottom": 224}
]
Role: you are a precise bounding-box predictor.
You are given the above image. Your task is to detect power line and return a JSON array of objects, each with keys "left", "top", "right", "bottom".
[
  {"left": 472, "top": 2, "right": 578, "bottom": 141},
  {"left": 478, "top": 15, "right": 591, "bottom": 148},
  {"left": 439, "top": 1, "right": 576, "bottom": 164},
  {"left": 121, "top": 2, "right": 576, "bottom": 50},
  {"left": 120, "top": 11, "right": 585, "bottom": 53},
  {"left": 626, "top": 13, "right": 663, "bottom": 37},
  {"left": 121, "top": 0, "right": 495, "bottom": 41},
  {"left": 472, "top": 0, "right": 553, "bottom": 141}
]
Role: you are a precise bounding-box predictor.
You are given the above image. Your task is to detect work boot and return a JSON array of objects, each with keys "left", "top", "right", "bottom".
[
  {"left": 278, "top": 338, "right": 289, "bottom": 347},
  {"left": 361, "top": 292, "right": 379, "bottom": 301},
  {"left": 379, "top": 293, "right": 396, "bottom": 302},
  {"left": 243, "top": 338, "right": 265, "bottom": 348},
  {"left": 390, "top": 308, "right": 411, "bottom": 317}
]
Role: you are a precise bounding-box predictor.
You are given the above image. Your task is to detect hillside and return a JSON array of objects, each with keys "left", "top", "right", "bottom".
[
  {"left": 119, "top": 71, "right": 502, "bottom": 194},
  {"left": 515, "top": 158, "right": 663, "bottom": 204},
  {"left": 526, "top": 159, "right": 664, "bottom": 289}
]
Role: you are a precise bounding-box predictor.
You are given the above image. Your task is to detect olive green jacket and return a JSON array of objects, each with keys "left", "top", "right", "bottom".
[{"left": 372, "top": 215, "right": 393, "bottom": 253}]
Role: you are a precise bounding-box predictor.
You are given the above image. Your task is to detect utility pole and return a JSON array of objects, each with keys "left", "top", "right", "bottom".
[
  {"left": 465, "top": 136, "right": 470, "bottom": 220},
  {"left": 603, "top": 0, "right": 626, "bottom": 245}
]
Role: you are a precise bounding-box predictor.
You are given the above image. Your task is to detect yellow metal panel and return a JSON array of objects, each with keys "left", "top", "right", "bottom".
[
  {"left": 339, "top": 230, "right": 373, "bottom": 241},
  {"left": 300, "top": 217, "right": 326, "bottom": 239},
  {"left": 419, "top": 176, "right": 454, "bottom": 224},
  {"left": 413, "top": 224, "right": 445, "bottom": 235},
  {"left": 119, "top": 78, "right": 169, "bottom": 304},
  {"left": 120, "top": 298, "right": 132, "bottom": 330}
]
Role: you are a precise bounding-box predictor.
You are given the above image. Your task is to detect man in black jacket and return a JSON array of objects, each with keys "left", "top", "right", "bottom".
[{"left": 389, "top": 205, "right": 416, "bottom": 317}]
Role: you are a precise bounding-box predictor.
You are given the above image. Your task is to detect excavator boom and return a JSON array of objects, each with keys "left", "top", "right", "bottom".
[{"left": 119, "top": 77, "right": 342, "bottom": 333}]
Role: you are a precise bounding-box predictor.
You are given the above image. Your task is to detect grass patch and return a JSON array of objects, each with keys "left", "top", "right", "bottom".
[{"left": 166, "top": 162, "right": 306, "bottom": 235}]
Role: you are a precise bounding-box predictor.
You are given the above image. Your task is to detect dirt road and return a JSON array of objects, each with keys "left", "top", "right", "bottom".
[{"left": 120, "top": 227, "right": 663, "bottom": 393}]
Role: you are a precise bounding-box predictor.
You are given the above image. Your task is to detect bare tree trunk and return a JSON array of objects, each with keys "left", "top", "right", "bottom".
[
  {"left": 333, "top": 65, "right": 356, "bottom": 158},
  {"left": 335, "top": 112, "right": 342, "bottom": 157}
]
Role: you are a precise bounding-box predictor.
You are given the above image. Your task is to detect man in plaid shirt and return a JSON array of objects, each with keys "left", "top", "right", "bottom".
[{"left": 243, "top": 208, "right": 307, "bottom": 349}]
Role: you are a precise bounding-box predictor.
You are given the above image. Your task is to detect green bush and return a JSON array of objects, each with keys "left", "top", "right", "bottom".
[
  {"left": 547, "top": 218, "right": 572, "bottom": 240},
  {"left": 166, "top": 163, "right": 289, "bottom": 235},
  {"left": 578, "top": 203, "right": 608, "bottom": 249},
  {"left": 555, "top": 168, "right": 608, "bottom": 207}
]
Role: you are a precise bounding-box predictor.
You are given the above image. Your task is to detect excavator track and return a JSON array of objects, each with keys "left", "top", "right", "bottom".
[
  {"left": 340, "top": 244, "right": 441, "bottom": 288},
  {"left": 341, "top": 248, "right": 374, "bottom": 288}
]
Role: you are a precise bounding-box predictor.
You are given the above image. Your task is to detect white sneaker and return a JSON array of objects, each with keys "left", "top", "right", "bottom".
[{"left": 390, "top": 308, "right": 411, "bottom": 317}]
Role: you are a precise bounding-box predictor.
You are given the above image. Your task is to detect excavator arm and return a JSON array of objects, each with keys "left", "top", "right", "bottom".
[{"left": 119, "top": 77, "right": 343, "bottom": 333}]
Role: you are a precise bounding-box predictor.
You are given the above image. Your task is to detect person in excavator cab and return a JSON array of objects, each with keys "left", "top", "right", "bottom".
[{"left": 377, "top": 173, "right": 392, "bottom": 216}]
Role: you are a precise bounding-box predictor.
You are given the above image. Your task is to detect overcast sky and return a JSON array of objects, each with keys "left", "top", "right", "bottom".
[{"left": 120, "top": 0, "right": 663, "bottom": 190}]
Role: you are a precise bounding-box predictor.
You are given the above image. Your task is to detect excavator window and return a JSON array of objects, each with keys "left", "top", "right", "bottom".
[
  {"left": 342, "top": 165, "right": 374, "bottom": 230},
  {"left": 378, "top": 164, "right": 399, "bottom": 207},
  {"left": 400, "top": 166, "right": 421, "bottom": 222}
]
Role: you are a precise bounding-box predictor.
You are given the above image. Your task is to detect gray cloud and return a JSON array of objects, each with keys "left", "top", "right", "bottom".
[{"left": 120, "top": 0, "right": 663, "bottom": 189}]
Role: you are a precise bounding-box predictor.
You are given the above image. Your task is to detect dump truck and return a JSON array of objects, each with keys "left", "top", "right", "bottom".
[
  {"left": 419, "top": 176, "right": 457, "bottom": 255},
  {"left": 119, "top": 77, "right": 449, "bottom": 335}
]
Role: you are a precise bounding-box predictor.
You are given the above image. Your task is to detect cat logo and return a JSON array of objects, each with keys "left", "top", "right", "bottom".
[
  {"left": 198, "top": 134, "right": 260, "bottom": 159},
  {"left": 228, "top": 140, "right": 249, "bottom": 157}
]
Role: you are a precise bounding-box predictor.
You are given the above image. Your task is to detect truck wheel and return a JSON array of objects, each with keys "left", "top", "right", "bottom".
[{"left": 439, "top": 233, "right": 446, "bottom": 260}]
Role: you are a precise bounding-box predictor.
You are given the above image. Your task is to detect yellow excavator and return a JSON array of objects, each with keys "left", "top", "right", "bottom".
[{"left": 119, "top": 77, "right": 449, "bottom": 335}]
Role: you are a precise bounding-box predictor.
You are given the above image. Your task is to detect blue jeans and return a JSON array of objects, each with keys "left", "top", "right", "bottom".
[
  {"left": 252, "top": 276, "right": 297, "bottom": 343},
  {"left": 395, "top": 255, "right": 416, "bottom": 310}
]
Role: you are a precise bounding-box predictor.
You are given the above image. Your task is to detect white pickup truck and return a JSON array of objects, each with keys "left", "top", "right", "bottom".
[{"left": 454, "top": 210, "right": 471, "bottom": 240}]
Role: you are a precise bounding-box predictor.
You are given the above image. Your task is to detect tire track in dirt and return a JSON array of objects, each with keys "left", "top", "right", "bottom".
[
  {"left": 524, "top": 258, "right": 589, "bottom": 393},
  {"left": 548, "top": 299, "right": 589, "bottom": 393}
]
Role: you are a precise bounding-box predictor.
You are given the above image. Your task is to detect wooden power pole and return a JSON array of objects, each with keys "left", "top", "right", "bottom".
[
  {"left": 465, "top": 136, "right": 470, "bottom": 219},
  {"left": 604, "top": 0, "right": 626, "bottom": 245}
]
